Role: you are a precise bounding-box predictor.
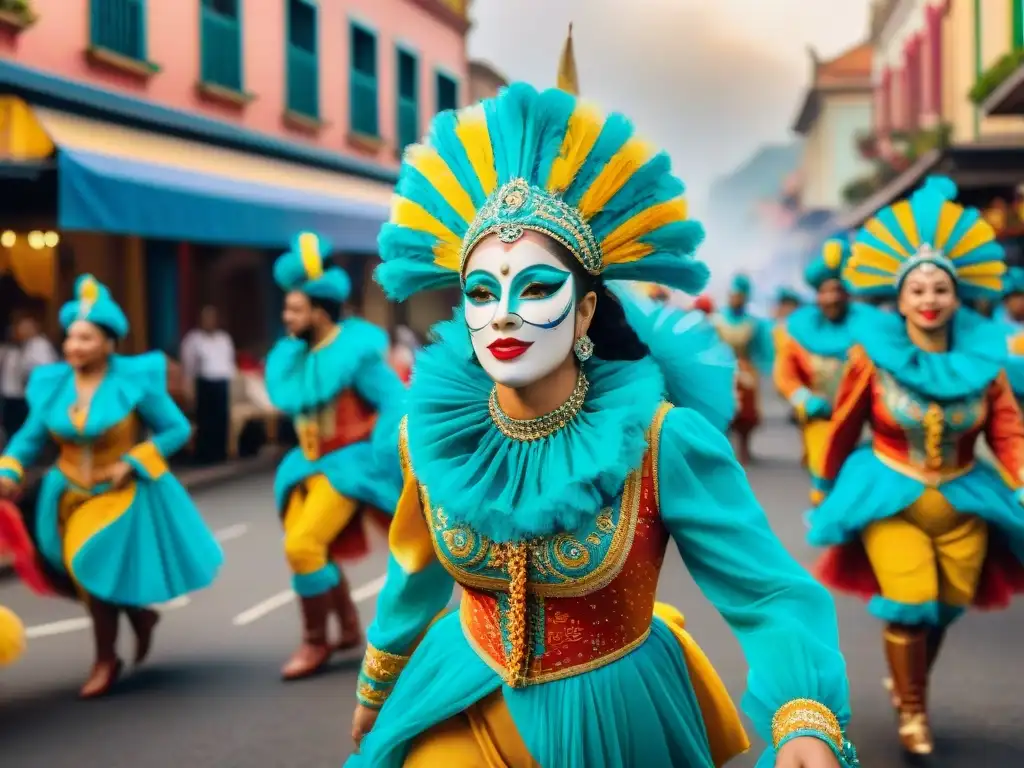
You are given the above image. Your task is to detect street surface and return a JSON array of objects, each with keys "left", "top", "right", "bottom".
[{"left": 1, "top": 395, "right": 1021, "bottom": 767}]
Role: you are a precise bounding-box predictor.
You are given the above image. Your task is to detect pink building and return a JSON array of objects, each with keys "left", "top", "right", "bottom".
[{"left": 0, "top": 0, "right": 470, "bottom": 353}]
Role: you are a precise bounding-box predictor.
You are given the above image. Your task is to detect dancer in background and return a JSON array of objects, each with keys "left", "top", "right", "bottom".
[
  {"left": 349, "top": 81, "right": 856, "bottom": 768},
  {"left": 997, "top": 266, "right": 1024, "bottom": 403},
  {"left": 711, "top": 274, "right": 774, "bottom": 464},
  {"left": 772, "top": 285, "right": 803, "bottom": 344},
  {"left": 0, "top": 276, "right": 223, "bottom": 698},
  {"left": 266, "top": 233, "right": 405, "bottom": 681},
  {"left": 774, "top": 239, "right": 866, "bottom": 496},
  {"left": 806, "top": 177, "right": 1024, "bottom": 757}
]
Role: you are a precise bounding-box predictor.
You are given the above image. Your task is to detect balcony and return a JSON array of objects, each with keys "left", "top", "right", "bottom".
[
  {"left": 844, "top": 123, "right": 951, "bottom": 206},
  {"left": 973, "top": 49, "right": 1024, "bottom": 116}
]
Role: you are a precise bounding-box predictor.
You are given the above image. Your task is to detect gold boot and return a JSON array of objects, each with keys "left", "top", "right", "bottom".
[{"left": 884, "top": 625, "right": 933, "bottom": 755}]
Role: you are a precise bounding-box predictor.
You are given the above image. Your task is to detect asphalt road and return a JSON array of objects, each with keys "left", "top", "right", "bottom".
[{"left": 1, "top": 399, "right": 1022, "bottom": 767}]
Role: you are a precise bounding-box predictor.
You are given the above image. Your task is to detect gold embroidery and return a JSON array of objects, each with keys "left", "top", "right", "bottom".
[
  {"left": 922, "top": 403, "right": 944, "bottom": 470},
  {"left": 356, "top": 680, "right": 391, "bottom": 708},
  {"left": 649, "top": 402, "right": 671, "bottom": 512},
  {"left": 361, "top": 643, "right": 410, "bottom": 684},
  {"left": 873, "top": 450, "right": 974, "bottom": 487},
  {"left": 504, "top": 542, "right": 530, "bottom": 687},
  {"left": 488, "top": 371, "right": 589, "bottom": 442},
  {"left": 771, "top": 698, "right": 843, "bottom": 752}
]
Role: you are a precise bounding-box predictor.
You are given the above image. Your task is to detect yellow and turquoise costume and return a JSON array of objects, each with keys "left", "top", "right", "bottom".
[
  {"left": 0, "top": 276, "right": 223, "bottom": 606},
  {"left": 806, "top": 176, "right": 1024, "bottom": 755},
  {"left": 351, "top": 82, "right": 857, "bottom": 767},
  {"left": 266, "top": 233, "right": 405, "bottom": 676},
  {"left": 773, "top": 239, "right": 868, "bottom": 498}
]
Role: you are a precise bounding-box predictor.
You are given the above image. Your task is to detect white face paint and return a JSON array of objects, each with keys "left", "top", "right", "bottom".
[{"left": 462, "top": 233, "right": 577, "bottom": 389}]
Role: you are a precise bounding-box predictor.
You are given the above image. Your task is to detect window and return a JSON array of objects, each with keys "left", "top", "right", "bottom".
[
  {"left": 350, "top": 23, "right": 379, "bottom": 136},
  {"left": 200, "top": 0, "right": 242, "bottom": 91},
  {"left": 396, "top": 48, "right": 419, "bottom": 151},
  {"left": 436, "top": 71, "right": 458, "bottom": 114},
  {"left": 90, "top": 0, "right": 147, "bottom": 61},
  {"left": 286, "top": 0, "right": 319, "bottom": 118},
  {"left": 1015, "top": 0, "right": 1024, "bottom": 49}
]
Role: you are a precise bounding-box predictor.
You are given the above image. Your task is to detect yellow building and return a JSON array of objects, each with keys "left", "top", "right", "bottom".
[{"left": 837, "top": 0, "right": 1024, "bottom": 232}]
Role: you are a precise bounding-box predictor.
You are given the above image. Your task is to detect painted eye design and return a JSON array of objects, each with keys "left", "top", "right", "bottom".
[
  {"left": 466, "top": 286, "right": 496, "bottom": 304},
  {"left": 521, "top": 282, "right": 560, "bottom": 300}
]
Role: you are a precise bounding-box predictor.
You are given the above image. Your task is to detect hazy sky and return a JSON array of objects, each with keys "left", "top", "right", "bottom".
[{"left": 468, "top": 0, "right": 871, "bottom": 216}]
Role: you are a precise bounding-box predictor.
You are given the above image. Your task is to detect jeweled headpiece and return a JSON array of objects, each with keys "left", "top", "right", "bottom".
[
  {"left": 844, "top": 175, "right": 1005, "bottom": 300},
  {"left": 375, "top": 82, "right": 708, "bottom": 301},
  {"left": 804, "top": 238, "right": 851, "bottom": 290}
]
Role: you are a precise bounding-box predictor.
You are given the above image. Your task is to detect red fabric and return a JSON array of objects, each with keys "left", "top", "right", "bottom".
[
  {"left": 692, "top": 294, "right": 715, "bottom": 314},
  {"left": 0, "top": 501, "right": 58, "bottom": 597},
  {"left": 328, "top": 506, "right": 392, "bottom": 562},
  {"left": 236, "top": 352, "right": 263, "bottom": 374},
  {"left": 814, "top": 535, "right": 1024, "bottom": 611}
]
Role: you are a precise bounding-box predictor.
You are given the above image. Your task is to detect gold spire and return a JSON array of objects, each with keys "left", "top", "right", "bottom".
[{"left": 556, "top": 23, "right": 579, "bottom": 95}]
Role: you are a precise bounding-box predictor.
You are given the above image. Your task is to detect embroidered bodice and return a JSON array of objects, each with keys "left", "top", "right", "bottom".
[
  {"left": 713, "top": 316, "right": 755, "bottom": 360},
  {"left": 809, "top": 353, "right": 846, "bottom": 404}
]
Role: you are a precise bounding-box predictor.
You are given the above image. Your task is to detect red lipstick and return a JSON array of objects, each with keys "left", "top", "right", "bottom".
[
  {"left": 487, "top": 338, "right": 533, "bottom": 361},
  {"left": 920, "top": 309, "right": 940, "bottom": 321}
]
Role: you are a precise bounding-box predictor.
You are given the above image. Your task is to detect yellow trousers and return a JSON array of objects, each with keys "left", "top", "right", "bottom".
[
  {"left": 282, "top": 475, "right": 358, "bottom": 576},
  {"left": 862, "top": 488, "right": 988, "bottom": 609}
]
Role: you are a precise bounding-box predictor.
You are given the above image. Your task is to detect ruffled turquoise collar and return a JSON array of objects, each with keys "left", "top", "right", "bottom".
[
  {"left": 265, "top": 318, "right": 387, "bottom": 415},
  {"left": 405, "top": 317, "right": 664, "bottom": 543},
  {"left": 854, "top": 306, "right": 1007, "bottom": 401},
  {"left": 785, "top": 303, "right": 866, "bottom": 359}
]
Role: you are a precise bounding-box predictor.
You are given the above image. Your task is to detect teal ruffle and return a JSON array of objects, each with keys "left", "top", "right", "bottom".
[
  {"left": 265, "top": 318, "right": 389, "bottom": 416},
  {"left": 613, "top": 287, "right": 737, "bottom": 432},
  {"left": 852, "top": 306, "right": 1006, "bottom": 401},
  {"left": 785, "top": 303, "right": 868, "bottom": 359},
  {"left": 405, "top": 316, "right": 664, "bottom": 543}
]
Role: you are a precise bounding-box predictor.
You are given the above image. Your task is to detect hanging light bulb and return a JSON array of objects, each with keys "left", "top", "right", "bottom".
[
  {"left": 43, "top": 231, "right": 60, "bottom": 248},
  {"left": 26, "top": 230, "right": 44, "bottom": 249},
  {"left": 0, "top": 231, "right": 14, "bottom": 248}
]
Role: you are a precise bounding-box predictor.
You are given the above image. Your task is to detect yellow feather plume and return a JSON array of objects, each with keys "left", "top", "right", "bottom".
[
  {"left": 298, "top": 233, "right": 324, "bottom": 280},
  {"left": 453, "top": 106, "right": 498, "bottom": 197},
  {"left": 602, "top": 199, "right": 688, "bottom": 264},
  {"left": 577, "top": 138, "right": 656, "bottom": 218},
  {"left": 822, "top": 240, "right": 843, "bottom": 270},
  {"left": 405, "top": 144, "right": 477, "bottom": 224}
]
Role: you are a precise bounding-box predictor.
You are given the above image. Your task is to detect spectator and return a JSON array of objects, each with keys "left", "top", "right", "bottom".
[
  {"left": 0, "top": 315, "right": 57, "bottom": 438},
  {"left": 181, "top": 306, "right": 235, "bottom": 465}
]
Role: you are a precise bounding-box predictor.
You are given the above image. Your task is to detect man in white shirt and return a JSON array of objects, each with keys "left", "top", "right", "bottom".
[
  {"left": 1, "top": 315, "right": 57, "bottom": 440},
  {"left": 181, "top": 306, "right": 236, "bottom": 465}
]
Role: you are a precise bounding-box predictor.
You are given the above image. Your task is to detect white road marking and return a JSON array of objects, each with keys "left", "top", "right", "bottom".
[
  {"left": 232, "top": 573, "right": 388, "bottom": 627},
  {"left": 24, "top": 595, "right": 191, "bottom": 639},
  {"left": 214, "top": 523, "right": 248, "bottom": 543}
]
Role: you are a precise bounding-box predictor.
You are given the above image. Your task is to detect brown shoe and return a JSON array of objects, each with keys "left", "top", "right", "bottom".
[
  {"left": 883, "top": 625, "right": 946, "bottom": 710},
  {"left": 330, "top": 580, "right": 364, "bottom": 652},
  {"left": 281, "top": 593, "right": 333, "bottom": 681},
  {"left": 80, "top": 598, "right": 123, "bottom": 699},
  {"left": 884, "top": 624, "right": 933, "bottom": 755},
  {"left": 126, "top": 607, "right": 160, "bottom": 665}
]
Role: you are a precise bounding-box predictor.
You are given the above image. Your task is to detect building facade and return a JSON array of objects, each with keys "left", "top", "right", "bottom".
[
  {"left": 0, "top": 0, "right": 471, "bottom": 354},
  {"left": 837, "top": 0, "right": 1024, "bottom": 233},
  {"left": 467, "top": 59, "right": 507, "bottom": 103},
  {"left": 791, "top": 42, "right": 874, "bottom": 212}
]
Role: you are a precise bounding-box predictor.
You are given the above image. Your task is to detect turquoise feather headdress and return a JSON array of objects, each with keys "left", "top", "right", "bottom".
[
  {"left": 1004, "top": 265, "right": 1024, "bottom": 296},
  {"left": 730, "top": 273, "right": 752, "bottom": 297},
  {"left": 804, "top": 238, "right": 851, "bottom": 290},
  {"left": 59, "top": 274, "right": 128, "bottom": 339},
  {"left": 774, "top": 285, "right": 804, "bottom": 305},
  {"left": 273, "top": 231, "right": 351, "bottom": 302},
  {"left": 844, "top": 175, "right": 1005, "bottom": 301},
  {"left": 375, "top": 82, "right": 708, "bottom": 301}
]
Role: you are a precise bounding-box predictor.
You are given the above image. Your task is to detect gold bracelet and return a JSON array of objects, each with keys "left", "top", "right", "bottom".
[
  {"left": 361, "top": 643, "right": 410, "bottom": 684},
  {"left": 771, "top": 698, "right": 843, "bottom": 752}
]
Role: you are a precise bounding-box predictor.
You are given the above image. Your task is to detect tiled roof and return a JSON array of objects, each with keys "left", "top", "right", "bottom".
[{"left": 816, "top": 43, "right": 873, "bottom": 88}]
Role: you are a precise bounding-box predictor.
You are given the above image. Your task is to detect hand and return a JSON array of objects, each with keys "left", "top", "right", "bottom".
[
  {"left": 0, "top": 476, "right": 20, "bottom": 500},
  {"left": 776, "top": 736, "right": 842, "bottom": 767},
  {"left": 351, "top": 704, "right": 380, "bottom": 751},
  {"left": 104, "top": 461, "right": 135, "bottom": 490}
]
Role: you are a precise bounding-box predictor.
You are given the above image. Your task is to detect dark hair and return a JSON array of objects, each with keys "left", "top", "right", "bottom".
[
  {"left": 569, "top": 261, "right": 649, "bottom": 362},
  {"left": 310, "top": 296, "right": 343, "bottom": 322}
]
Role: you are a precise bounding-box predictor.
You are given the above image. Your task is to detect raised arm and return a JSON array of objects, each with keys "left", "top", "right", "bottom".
[
  {"left": 356, "top": 418, "right": 454, "bottom": 710},
  {"left": 657, "top": 407, "right": 856, "bottom": 766},
  {"left": 983, "top": 371, "right": 1024, "bottom": 489}
]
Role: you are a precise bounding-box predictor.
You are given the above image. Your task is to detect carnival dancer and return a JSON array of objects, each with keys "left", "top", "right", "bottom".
[
  {"left": 0, "top": 601, "right": 25, "bottom": 668},
  {"left": 772, "top": 285, "right": 803, "bottom": 340},
  {"left": 0, "top": 275, "right": 224, "bottom": 698},
  {"left": 774, "top": 239, "right": 867, "bottom": 495},
  {"left": 806, "top": 176, "right": 1024, "bottom": 756},
  {"left": 711, "top": 274, "right": 774, "bottom": 463},
  {"left": 348, "top": 82, "right": 858, "bottom": 768},
  {"left": 266, "top": 233, "right": 405, "bottom": 681}
]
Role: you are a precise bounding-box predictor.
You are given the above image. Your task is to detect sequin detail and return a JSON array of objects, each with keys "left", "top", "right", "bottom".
[
  {"left": 488, "top": 371, "right": 590, "bottom": 442},
  {"left": 770, "top": 698, "right": 844, "bottom": 753}
]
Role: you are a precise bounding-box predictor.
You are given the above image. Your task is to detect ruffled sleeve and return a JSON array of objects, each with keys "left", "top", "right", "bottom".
[
  {"left": 819, "top": 345, "right": 874, "bottom": 495},
  {"left": 983, "top": 371, "right": 1024, "bottom": 487},
  {"left": 0, "top": 364, "right": 66, "bottom": 482},
  {"left": 772, "top": 330, "right": 813, "bottom": 416},
  {"left": 657, "top": 407, "right": 857, "bottom": 766},
  {"left": 357, "top": 418, "right": 455, "bottom": 710},
  {"left": 118, "top": 353, "right": 191, "bottom": 479}
]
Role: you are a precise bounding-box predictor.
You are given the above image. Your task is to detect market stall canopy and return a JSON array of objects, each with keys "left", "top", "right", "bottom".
[{"left": 23, "top": 105, "right": 392, "bottom": 252}]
